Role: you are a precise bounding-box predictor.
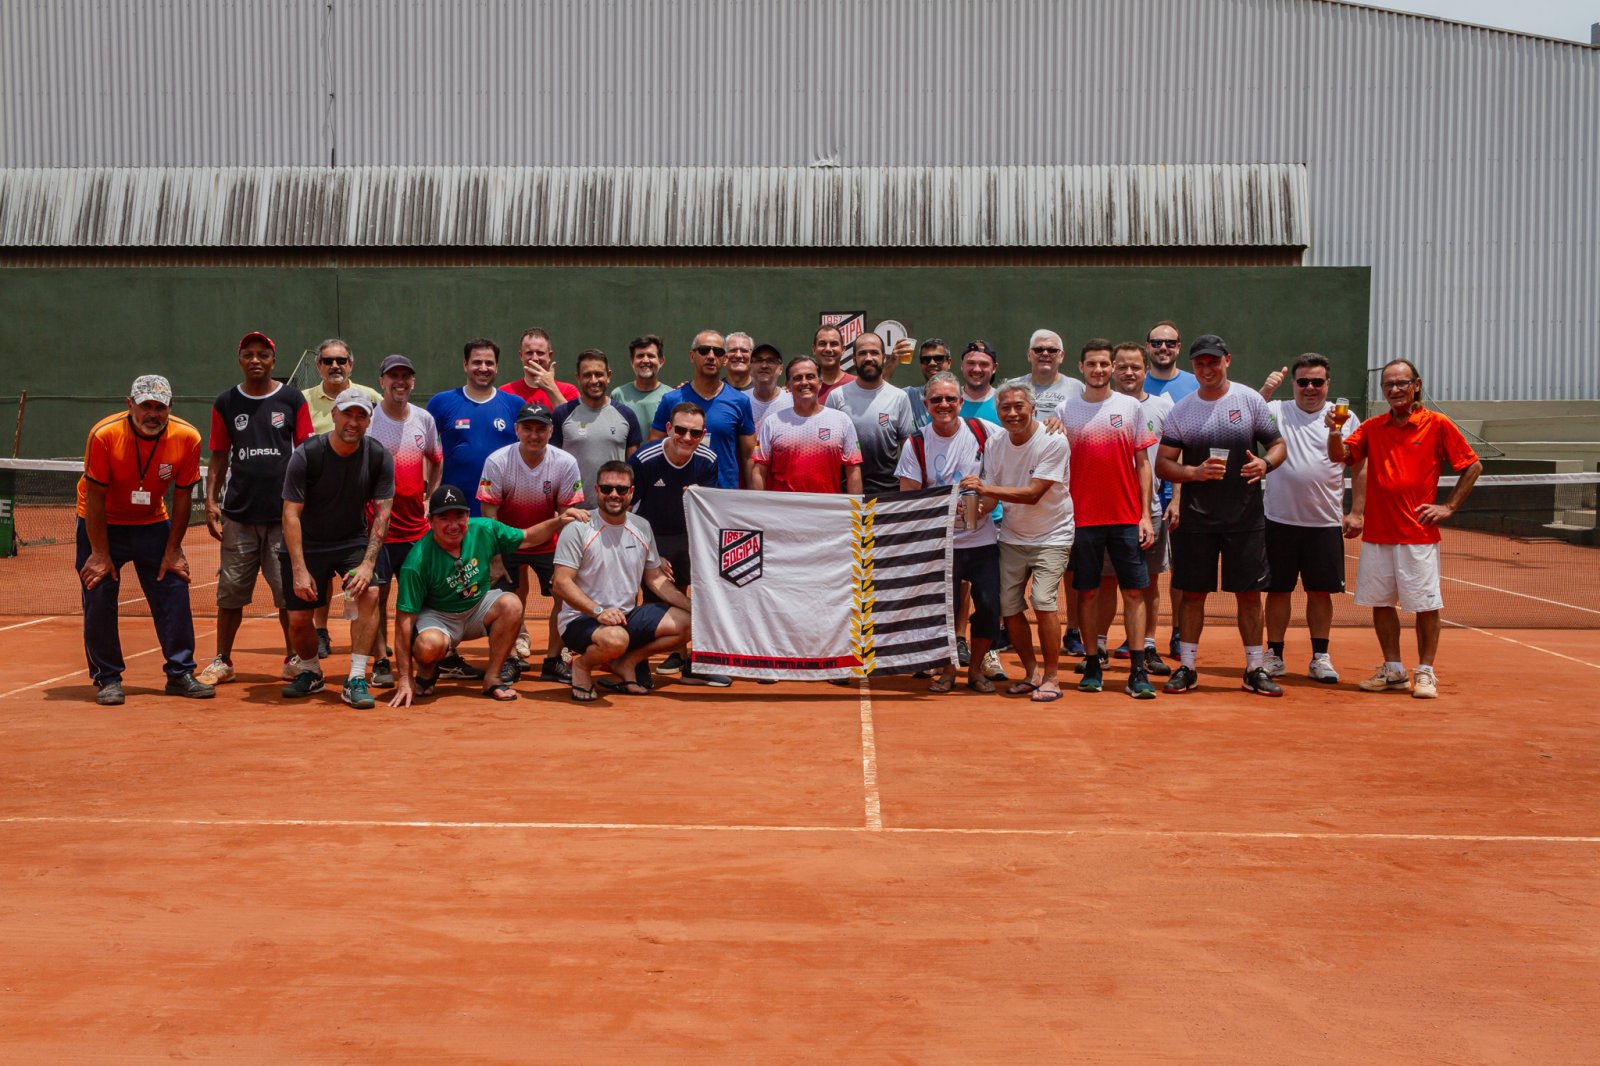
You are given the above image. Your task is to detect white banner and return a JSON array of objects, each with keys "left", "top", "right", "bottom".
[{"left": 684, "top": 486, "right": 959, "bottom": 681}]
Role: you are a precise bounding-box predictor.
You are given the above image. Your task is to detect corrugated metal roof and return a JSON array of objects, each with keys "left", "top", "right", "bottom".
[{"left": 0, "top": 165, "right": 1309, "bottom": 248}]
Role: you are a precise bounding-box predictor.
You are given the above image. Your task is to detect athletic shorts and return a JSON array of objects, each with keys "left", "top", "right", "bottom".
[
  {"left": 1169, "top": 527, "right": 1270, "bottom": 594},
  {"left": 644, "top": 532, "right": 691, "bottom": 602},
  {"left": 1072, "top": 524, "right": 1149, "bottom": 591},
  {"left": 562, "top": 601, "right": 673, "bottom": 656},
  {"left": 952, "top": 543, "right": 1001, "bottom": 642},
  {"left": 1103, "top": 513, "right": 1168, "bottom": 580},
  {"left": 1354, "top": 542, "right": 1442, "bottom": 613},
  {"left": 373, "top": 536, "right": 422, "bottom": 588},
  {"left": 501, "top": 550, "right": 557, "bottom": 597},
  {"left": 999, "top": 541, "right": 1071, "bottom": 616},
  {"left": 217, "top": 518, "right": 286, "bottom": 610},
  {"left": 279, "top": 541, "right": 390, "bottom": 611},
  {"left": 415, "top": 588, "right": 513, "bottom": 647},
  {"left": 1265, "top": 520, "right": 1346, "bottom": 594}
]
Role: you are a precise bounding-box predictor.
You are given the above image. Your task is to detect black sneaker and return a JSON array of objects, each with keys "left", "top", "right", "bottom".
[
  {"left": 658, "top": 652, "right": 686, "bottom": 676},
  {"left": 1163, "top": 665, "right": 1200, "bottom": 693},
  {"left": 956, "top": 636, "right": 971, "bottom": 668},
  {"left": 370, "top": 658, "right": 395, "bottom": 689},
  {"left": 1073, "top": 651, "right": 1109, "bottom": 674},
  {"left": 1125, "top": 667, "right": 1157, "bottom": 700},
  {"left": 95, "top": 680, "right": 126, "bottom": 706},
  {"left": 539, "top": 656, "right": 571, "bottom": 683},
  {"left": 282, "top": 670, "right": 326, "bottom": 699},
  {"left": 1062, "top": 628, "right": 1088, "bottom": 656},
  {"left": 439, "top": 653, "right": 485, "bottom": 681},
  {"left": 315, "top": 627, "right": 332, "bottom": 660},
  {"left": 1169, "top": 631, "right": 1182, "bottom": 659},
  {"left": 681, "top": 664, "right": 732, "bottom": 687},
  {"left": 164, "top": 672, "right": 215, "bottom": 699},
  {"left": 498, "top": 658, "right": 522, "bottom": 685},
  {"left": 1077, "top": 656, "right": 1103, "bottom": 693},
  {"left": 1142, "top": 647, "right": 1173, "bottom": 676},
  {"left": 1242, "top": 667, "right": 1284, "bottom": 697}
]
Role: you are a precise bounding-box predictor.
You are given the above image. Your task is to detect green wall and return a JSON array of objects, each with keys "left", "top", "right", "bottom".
[{"left": 1, "top": 266, "right": 1369, "bottom": 459}]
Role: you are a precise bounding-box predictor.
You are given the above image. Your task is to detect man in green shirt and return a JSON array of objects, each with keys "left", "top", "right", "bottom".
[
  {"left": 388, "top": 484, "right": 584, "bottom": 705},
  {"left": 610, "top": 333, "right": 672, "bottom": 428}
]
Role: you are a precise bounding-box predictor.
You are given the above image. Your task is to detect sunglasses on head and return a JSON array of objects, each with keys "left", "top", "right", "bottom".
[
  {"left": 670, "top": 424, "right": 706, "bottom": 439},
  {"left": 693, "top": 345, "right": 725, "bottom": 357},
  {"left": 595, "top": 483, "right": 631, "bottom": 496}
]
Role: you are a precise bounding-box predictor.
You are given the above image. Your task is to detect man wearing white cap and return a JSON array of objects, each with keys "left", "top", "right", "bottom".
[
  {"left": 279, "top": 388, "right": 396, "bottom": 708},
  {"left": 75, "top": 375, "right": 212, "bottom": 705}
]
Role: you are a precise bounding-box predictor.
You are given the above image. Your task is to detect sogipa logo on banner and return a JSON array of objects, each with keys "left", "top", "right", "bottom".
[{"left": 719, "top": 528, "right": 763, "bottom": 587}]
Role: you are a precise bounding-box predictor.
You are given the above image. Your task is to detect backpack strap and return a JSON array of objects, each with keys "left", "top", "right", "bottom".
[
  {"left": 305, "top": 432, "right": 384, "bottom": 496},
  {"left": 966, "top": 417, "right": 988, "bottom": 455},
  {"left": 911, "top": 432, "right": 929, "bottom": 482}
]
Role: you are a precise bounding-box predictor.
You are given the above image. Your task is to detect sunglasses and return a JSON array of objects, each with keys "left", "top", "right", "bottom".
[
  {"left": 595, "top": 484, "right": 631, "bottom": 496},
  {"left": 670, "top": 425, "right": 706, "bottom": 439},
  {"left": 1031, "top": 346, "right": 1062, "bottom": 355},
  {"left": 693, "top": 345, "right": 726, "bottom": 357},
  {"left": 1382, "top": 379, "right": 1417, "bottom": 391},
  {"left": 1148, "top": 338, "right": 1180, "bottom": 348},
  {"left": 919, "top": 355, "right": 950, "bottom": 365},
  {"left": 925, "top": 395, "right": 962, "bottom": 406},
  {"left": 320, "top": 357, "right": 351, "bottom": 366},
  {"left": 1295, "top": 377, "right": 1329, "bottom": 388}
]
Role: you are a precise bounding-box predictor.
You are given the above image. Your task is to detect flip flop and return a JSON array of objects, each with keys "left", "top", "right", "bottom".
[
  {"left": 414, "top": 669, "right": 438, "bottom": 697},
  {"left": 482, "top": 682, "right": 518, "bottom": 701},
  {"left": 1006, "top": 679, "right": 1040, "bottom": 695},
  {"left": 965, "top": 678, "right": 997, "bottom": 695},
  {"left": 597, "top": 678, "right": 650, "bottom": 696},
  {"left": 928, "top": 676, "right": 955, "bottom": 694},
  {"left": 1030, "top": 687, "right": 1064, "bottom": 703},
  {"left": 569, "top": 684, "right": 598, "bottom": 703}
]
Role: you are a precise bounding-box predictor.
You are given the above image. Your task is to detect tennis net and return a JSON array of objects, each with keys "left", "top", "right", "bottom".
[{"left": 2, "top": 458, "right": 1596, "bottom": 627}]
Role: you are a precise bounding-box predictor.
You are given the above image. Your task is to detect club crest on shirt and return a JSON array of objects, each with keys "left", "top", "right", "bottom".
[
  {"left": 719, "top": 528, "right": 763, "bottom": 587},
  {"left": 233, "top": 413, "right": 249, "bottom": 431},
  {"left": 158, "top": 463, "right": 173, "bottom": 480},
  {"left": 1228, "top": 409, "right": 1242, "bottom": 425},
  {"left": 412, "top": 433, "right": 424, "bottom": 447},
  {"left": 878, "top": 412, "right": 892, "bottom": 427},
  {"left": 271, "top": 411, "right": 286, "bottom": 429},
  {"left": 1109, "top": 414, "right": 1123, "bottom": 428},
  {"left": 542, "top": 481, "right": 552, "bottom": 494},
  {"left": 455, "top": 418, "right": 471, "bottom": 429},
  {"left": 493, "top": 418, "right": 508, "bottom": 431},
  {"left": 818, "top": 428, "right": 831, "bottom": 442}
]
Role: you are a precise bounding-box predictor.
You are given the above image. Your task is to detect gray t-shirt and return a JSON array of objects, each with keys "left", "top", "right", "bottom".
[
  {"left": 1006, "top": 373, "right": 1084, "bottom": 416},
  {"left": 824, "top": 380, "right": 917, "bottom": 494},
  {"left": 551, "top": 399, "right": 643, "bottom": 506},
  {"left": 552, "top": 511, "right": 661, "bottom": 629}
]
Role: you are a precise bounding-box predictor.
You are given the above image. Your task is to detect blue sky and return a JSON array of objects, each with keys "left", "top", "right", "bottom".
[{"left": 1372, "top": 1, "right": 1596, "bottom": 42}]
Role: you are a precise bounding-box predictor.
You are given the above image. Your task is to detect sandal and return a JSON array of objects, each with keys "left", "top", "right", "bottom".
[
  {"left": 1006, "top": 679, "right": 1040, "bottom": 695},
  {"left": 964, "top": 677, "right": 997, "bottom": 694},
  {"left": 928, "top": 676, "right": 955, "bottom": 694},
  {"left": 413, "top": 669, "right": 438, "bottom": 697},
  {"left": 1030, "top": 687, "right": 1064, "bottom": 703},
  {"left": 597, "top": 678, "right": 650, "bottom": 696},
  {"left": 569, "top": 684, "right": 598, "bottom": 703},
  {"left": 482, "top": 682, "right": 518, "bottom": 701}
]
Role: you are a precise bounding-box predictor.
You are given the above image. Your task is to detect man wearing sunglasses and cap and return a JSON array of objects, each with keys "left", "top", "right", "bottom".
[
  {"left": 76, "top": 374, "right": 211, "bottom": 705},
  {"left": 902, "top": 339, "right": 951, "bottom": 429}
]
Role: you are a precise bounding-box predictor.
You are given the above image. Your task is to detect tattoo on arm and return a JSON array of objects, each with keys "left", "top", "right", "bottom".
[{"left": 364, "top": 499, "right": 394, "bottom": 565}]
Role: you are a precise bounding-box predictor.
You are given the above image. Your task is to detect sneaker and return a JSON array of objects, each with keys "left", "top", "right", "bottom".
[
  {"left": 681, "top": 664, "right": 732, "bottom": 687},
  {"left": 1074, "top": 651, "right": 1109, "bottom": 674},
  {"left": 196, "top": 656, "right": 234, "bottom": 686},
  {"left": 1062, "top": 629, "right": 1087, "bottom": 657},
  {"left": 1359, "top": 665, "right": 1411, "bottom": 693},
  {"left": 956, "top": 636, "right": 971, "bottom": 668},
  {"left": 164, "top": 672, "right": 216, "bottom": 699},
  {"left": 982, "top": 650, "right": 1008, "bottom": 682},
  {"left": 1242, "top": 667, "right": 1284, "bottom": 697},
  {"left": 281, "top": 655, "right": 304, "bottom": 680},
  {"left": 95, "top": 680, "right": 125, "bottom": 706},
  {"left": 1169, "top": 631, "right": 1182, "bottom": 659},
  {"left": 370, "top": 658, "right": 395, "bottom": 689},
  {"left": 1142, "top": 647, "right": 1173, "bottom": 677},
  {"left": 1262, "top": 653, "right": 1287, "bottom": 678},
  {"left": 1125, "top": 667, "right": 1157, "bottom": 700},
  {"left": 1412, "top": 669, "right": 1439, "bottom": 700},
  {"left": 315, "top": 627, "right": 332, "bottom": 660},
  {"left": 1077, "top": 656, "right": 1103, "bottom": 693},
  {"left": 1112, "top": 641, "right": 1132, "bottom": 660},
  {"left": 439, "top": 653, "right": 485, "bottom": 681},
  {"left": 539, "top": 656, "right": 571, "bottom": 684},
  {"left": 498, "top": 658, "right": 521, "bottom": 685},
  {"left": 1308, "top": 656, "right": 1340, "bottom": 684},
  {"left": 341, "top": 676, "right": 375, "bottom": 709},
  {"left": 1164, "top": 665, "right": 1200, "bottom": 693},
  {"left": 282, "top": 670, "right": 326, "bottom": 699},
  {"left": 658, "top": 652, "right": 686, "bottom": 676},
  {"left": 513, "top": 631, "right": 533, "bottom": 662}
]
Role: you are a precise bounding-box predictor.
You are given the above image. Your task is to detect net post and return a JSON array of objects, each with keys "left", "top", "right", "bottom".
[{"left": 11, "top": 389, "right": 25, "bottom": 458}]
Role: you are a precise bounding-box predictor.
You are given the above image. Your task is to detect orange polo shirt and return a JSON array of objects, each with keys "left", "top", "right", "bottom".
[
  {"left": 75, "top": 412, "right": 203, "bottom": 526},
  {"left": 1343, "top": 407, "right": 1477, "bottom": 545}
]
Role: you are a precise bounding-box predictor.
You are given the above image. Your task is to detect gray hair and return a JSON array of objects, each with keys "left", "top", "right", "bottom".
[
  {"left": 1028, "top": 328, "right": 1062, "bottom": 351},
  {"left": 923, "top": 371, "right": 962, "bottom": 396},
  {"left": 725, "top": 331, "right": 754, "bottom": 349},
  {"left": 995, "top": 380, "right": 1037, "bottom": 408},
  {"left": 317, "top": 338, "right": 351, "bottom": 359}
]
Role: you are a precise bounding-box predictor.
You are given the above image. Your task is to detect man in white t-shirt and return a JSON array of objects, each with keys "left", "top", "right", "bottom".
[
  {"left": 745, "top": 343, "right": 789, "bottom": 428},
  {"left": 896, "top": 372, "right": 1003, "bottom": 695},
  {"left": 961, "top": 380, "right": 1073, "bottom": 702},
  {"left": 1257, "top": 353, "right": 1362, "bottom": 683},
  {"left": 1005, "top": 328, "right": 1084, "bottom": 418}
]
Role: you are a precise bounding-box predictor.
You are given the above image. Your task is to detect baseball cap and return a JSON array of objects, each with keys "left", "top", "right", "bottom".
[
  {"left": 238, "top": 330, "right": 275, "bottom": 352},
  {"left": 378, "top": 354, "right": 415, "bottom": 376},
  {"left": 516, "top": 402, "right": 554, "bottom": 425},
  {"left": 429, "top": 484, "right": 471, "bottom": 515},
  {"left": 332, "top": 387, "right": 374, "bottom": 413},
  {"left": 129, "top": 374, "right": 173, "bottom": 407},
  {"left": 751, "top": 342, "right": 782, "bottom": 362},
  {"left": 961, "top": 340, "right": 998, "bottom": 359},
  {"left": 1189, "top": 334, "right": 1230, "bottom": 359}
]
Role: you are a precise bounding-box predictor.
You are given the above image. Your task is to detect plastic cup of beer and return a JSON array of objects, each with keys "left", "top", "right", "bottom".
[
  {"left": 896, "top": 337, "right": 917, "bottom": 365},
  {"left": 1334, "top": 396, "right": 1351, "bottom": 425}
]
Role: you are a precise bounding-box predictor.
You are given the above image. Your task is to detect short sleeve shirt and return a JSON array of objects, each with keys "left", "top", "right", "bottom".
[
  {"left": 1344, "top": 408, "right": 1478, "bottom": 545},
  {"left": 1057, "top": 392, "right": 1157, "bottom": 528},
  {"left": 1264, "top": 400, "right": 1354, "bottom": 528},
  {"left": 650, "top": 382, "right": 755, "bottom": 489},
  {"left": 553, "top": 512, "right": 661, "bottom": 630},
  {"left": 551, "top": 399, "right": 643, "bottom": 507},
  {"left": 747, "top": 389, "right": 791, "bottom": 429},
  {"left": 610, "top": 382, "right": 672, "bottom": 430},
  {"left": 76, "top": 412, "right": 203, "bottom": 526},
  {"left": 367, "top": 403, "right": 442, "bottom": 543},
  {"left": 500, "top": 378, "right": 579, "bottom": 411},
  {"left": 426, "top": 388, "right": 524, "bottom": 516},
  {"left": 825, "top": 380, "right": 917, "bottom": 494},
  {"left": 1007, "top": 374, "right": 1084, "bottom": 415},
  {"left": 982, "top": 423, "right": 1073, "bottom": 547},
  {"left": 629, "top": 440, "right": 718, "bottom": 538},
  {"left": 752, "top": 406, "right": 863, "bottom": 494},
  {"left": 960, "top": 391, "right": 1000, "bottom": 425},
  {"left": 281, "top": 436, "right": 396, "bottom": 551},
  {"left": 1144, "top": 370, "right": 1200, "bottom": 404},
  {"left": 396, "top": 518, "right": 524, "bottom": 616},
  {"left": 303, "top": 382, "right": 381, "bottom": 434},
  {"left": 1161, "top": 384, "right": 1282, "bottom": 533},
  {"left": 894, "top": 419, "right": 1001, "bottom": 549},
  {"left": 1137, "top": 392, "right": 1175, "bottom": 517},
  {"left": 475, "top": 443, "right": 585, "bottom": 554},
  {"left": 209, "top": 383, "right": 314, "bottom": 525}
]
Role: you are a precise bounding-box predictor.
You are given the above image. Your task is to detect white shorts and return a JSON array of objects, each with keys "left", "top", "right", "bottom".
[
  {"left": 416, "top": 588, "right": 512, "bottom": 647},
  {"left": 1354, "top": 542, "right": 1443, "bottom": 613}
]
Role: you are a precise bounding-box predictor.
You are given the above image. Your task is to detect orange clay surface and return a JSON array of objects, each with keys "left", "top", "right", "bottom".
[{"left": 2, "top": 612, "right": 1598, "bottom": 1063}]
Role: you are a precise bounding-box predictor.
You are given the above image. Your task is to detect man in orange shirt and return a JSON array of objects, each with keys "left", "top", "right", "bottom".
[
  {"left": 1329, "top": 359, "right": 1481, "bottom": 699},
  {"left": 76, "top": 375, "right": 212, "bottom": 705}
]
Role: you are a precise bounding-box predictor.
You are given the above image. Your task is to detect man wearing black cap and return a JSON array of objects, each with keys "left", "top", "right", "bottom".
[
  {"left": 388, "top": 485, "right": 585, "bottom": 705},
  {"left": 744, "top": 343, "right": 788, "bottom": 428},
  {"left": 1155, "top": 334, "right": 1287, "bottom": 696},
  {"left": 197, "top": 331, "right": 315, "bottom": 688}
]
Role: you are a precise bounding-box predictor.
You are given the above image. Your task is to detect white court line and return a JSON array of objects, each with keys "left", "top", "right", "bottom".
[
  {"left": 1, "top": 814, "right": 1594, "bottom": 845},
  {"left": 0, "top": 617, "right": 52, "bottom": 633},
  {"left": 0, "top": 625, "right": 217, "bottom": 699},
  {"left": 1443, "top": 620, "right": 1600, "bottom": 671},
  {"left": 858, "top": 678, "right": 883, "bottom": 830},
  {"left": 1440, "top": 575, "right": 1600, "bottom": 617}
]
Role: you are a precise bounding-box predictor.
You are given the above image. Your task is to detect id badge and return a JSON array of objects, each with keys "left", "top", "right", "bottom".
[{"left": 130, "top": 490, "right": 152, "bottom": 506}]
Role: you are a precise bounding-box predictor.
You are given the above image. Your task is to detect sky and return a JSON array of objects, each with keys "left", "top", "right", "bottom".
[{"left": 1370, "top": 0, "right": 1597, "bottom": 42}]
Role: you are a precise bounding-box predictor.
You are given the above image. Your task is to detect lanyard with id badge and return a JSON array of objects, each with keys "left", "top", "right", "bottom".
[{"left": 130, "top": 429, "right": 164, "bottom": 507}]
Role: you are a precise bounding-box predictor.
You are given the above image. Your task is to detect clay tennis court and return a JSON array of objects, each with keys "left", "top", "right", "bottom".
[{"left": 3, "top": 541, "right": 1598, "bottom": 1063}]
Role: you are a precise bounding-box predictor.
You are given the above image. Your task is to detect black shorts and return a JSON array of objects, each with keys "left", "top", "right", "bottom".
[
  {"left": 644, "top": 532, "right": 691, "bottom": 602},
  {"left": 1265, "top": 520, "right": 1346, "bottom": 594},
  {"left": 1170, "top": 527, "right": 1270, "bottom": 594},
  {"left": 501, "top": 551, "right": 556, "bottom": 597},
  {"left": 373, "top": 536, "right": 422, "bottom": 587},
  {"left": 562, "top": 602, "right": 673, "bottom": 656},
  {"left": 278, "top": 542, "right": 376, "bottom": 611},
  {"left": 1070, "top": 524, "right": 1149, "bottom": 591},
  {"left": 953, "top": 543, "right": 1001, "bottom": 642}
]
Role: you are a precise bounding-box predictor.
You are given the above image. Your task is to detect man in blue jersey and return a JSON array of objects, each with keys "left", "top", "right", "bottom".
[
  {"left": 648, "top": 329, "right": 756, "bottom": 489},
  {"left": 426, "top": 338, "right": 523, "bottom": 518},
  {"left": 1141, "top": 320, "right": 1199, "bottom": 658}
]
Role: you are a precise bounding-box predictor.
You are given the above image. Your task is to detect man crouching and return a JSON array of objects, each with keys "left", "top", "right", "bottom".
[{"left": 551, "top": 460, "right": 692, "bottom": 701}]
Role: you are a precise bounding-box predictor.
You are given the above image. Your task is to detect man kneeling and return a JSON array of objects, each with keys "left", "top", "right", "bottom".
[
  {"left": 389, "top": 484, "right": 584, "bottom": 705},
  {"left": 551, "top": 461, "right": 692, "bottom": 701}
]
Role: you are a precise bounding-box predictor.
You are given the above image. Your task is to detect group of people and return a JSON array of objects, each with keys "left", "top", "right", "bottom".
[{"left": 75, "top": 319, "right": 1481, "bottom": 707}]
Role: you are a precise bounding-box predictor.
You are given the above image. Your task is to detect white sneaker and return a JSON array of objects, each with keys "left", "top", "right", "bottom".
[
  {"left": 1262, "top": 653, "right": 1287, "bottom": 678},
  {"left": 1308, "top": 656, "right": 1340, "bottom": 684},
  {"left": 196, "top": 656, "right": 234, "bottom": 686},
  {"left": 981, "top": 649, "right": 1007, "bottom": 682},
  {"left": 1359, "top": 664, "right": 1411, "bottom": 692},
  {"left": 513, "top": 631, "right": 532, "bottom": 661},
  {"left": 282, "top": 655, "right": 306, "bottom": 680},
  {"left": 1412, "top": 669, "right": 1439, "bottom": 699}
]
